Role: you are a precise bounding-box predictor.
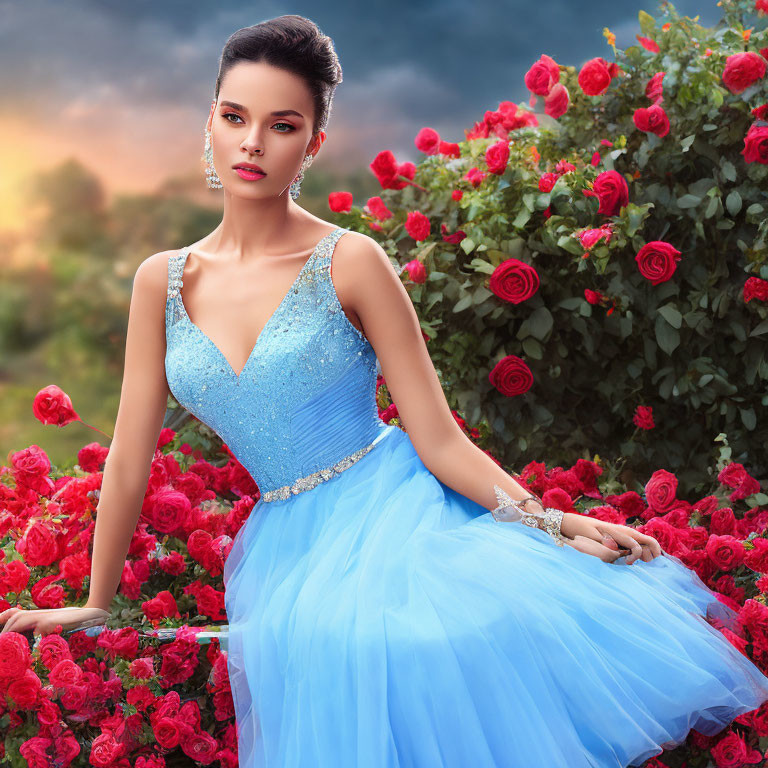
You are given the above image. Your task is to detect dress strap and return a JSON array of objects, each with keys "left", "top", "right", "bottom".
[{"left": 166, "top": 248, "right": 190, "bottom": 329}]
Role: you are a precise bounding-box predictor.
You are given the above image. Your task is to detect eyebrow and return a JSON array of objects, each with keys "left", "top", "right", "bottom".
[{"left": 219, "top": 100, "right": 304, "bottom": 118}]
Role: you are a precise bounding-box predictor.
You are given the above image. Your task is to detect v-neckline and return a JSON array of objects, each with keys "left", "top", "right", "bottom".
[{"left": 174, "top": 227, "right": 340, "bottom": 382}]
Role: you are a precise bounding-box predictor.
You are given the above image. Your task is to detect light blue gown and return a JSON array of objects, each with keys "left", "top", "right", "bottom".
[{"left": 164, "top": 227, "right": 768, "bottom": 768}]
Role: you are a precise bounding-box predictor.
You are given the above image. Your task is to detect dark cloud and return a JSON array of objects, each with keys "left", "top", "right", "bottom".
[{"left": 0, "top": 0, "right": 724, "bottom": 178}]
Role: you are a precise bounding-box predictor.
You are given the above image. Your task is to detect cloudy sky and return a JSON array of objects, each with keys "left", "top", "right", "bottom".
[{"left": 0, "top": 0, "right": 720, "bottom": 229}]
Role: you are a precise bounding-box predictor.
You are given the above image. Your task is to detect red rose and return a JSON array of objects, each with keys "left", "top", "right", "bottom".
[
  {"left": 438, "top": 141, "right": 461, "bottom": 157},
  {"left": 365, "top": 196, "right": 392, "bottom": 221},
  {"left": 633, "top": 104, "right": 670, "bottom": 137},
  {"left": 451, "top": 189, "right": 463, "bottom": 201},
  {"left": 583, "top": 170, "right": 629, "bottom": 216},
  {"left": 633, "top": 405, "right": 655, "bottom": 430},
  {"left": 538, "top": 172, "right": 559, "bottom": 192},
  {"left": 32, "top": 384, "right": 80, "bottom": 427},
  {"left": 181, "top": 730, "right": 219, "bottom": 764},
  {"left": 711, "top": 731, "right": 755, "bottom": 767},
  {"left": 757, "top": 0, "right": 768, "bottom": 15},
  {"left": 17, "top": 521, "right": 59, "bottom": 567},
  {"left": 48, "top": 659, "right": 83, "bottom": 688},
  {"left": 414, "top": 127, "right": 440, "bottom": 155},
  {"left": 370, "top": 151, "right": 416, "bottom": 190},
  {"left": 577, "top": 225, "right": 613, "bottom": 250},
  {"left": 0, "top": 632, "right": 33, "bottom": 681},
  {"left": 77, "top": 442, "right": 109, "bottom": 473},
  {"left": 489, "top": 355, "right": 534, "bottom": 397},
  {"left": 485, "top": 140, "right": 510, "bottom": 175},
  {"left": 741, "top": 123, "right": 768, "bottom": 165},
  {"left": 722, "top": 51, "right": 767, "bottom": 94},
  {"left": 7, "top": 669, "right": 42, "bottom": 710},
  {"left": 645, "top": 72, "right": 665, "bottom": 103},
  {"left": 644, "top": 469, "right": 678, "bottom": 512},
  {"left": 11, "top": 444, "right": 52, "bottom": 487},
  {"left": 744, "top": 276, "right": 768, "bottom": 303},
  {"left": 328, "top": 191, "right": 352, "bottom": 213},
  {"left": 89, "top": 731, "right": 126, "bottom": 767},
  {"left": 635, "top": 240, "right": 682, "bottom": 285},
  {"left": 464, "top": 167, "right": 487, "bottom": 187},
  {"left": 404, "top": 211, "right": 430, "bottom": 241},
  {"left": 710, "top": 506, "right": 736, "bottom": 536},
  {"left": 584, "top": 289, "right": 604, "bottom": 305},
  {"left": 717, "top": 461, "right": 749, "bottom": 488},
  {"left": 142, "top": 590, "right": 180, "bottom": 622},
  {"left": 544, "top": 83, "right": 569, "bottom": 119},
  {"left": 745, "top": 539, "right": 768, "bottom": 573},
  {"left": 148, "top": 489, "right": 191, "bottom": 534},
  {"left": 403, "top": 259, "right": 427, "bottom": 283},
  {"left": 524, "top": 54, "right": 560, "bottom": 96},
  {"left": 578, "top": 57, "right": 613, "bottom": 96},
  {"left": 705, "top": 534, "right": 746, "bottom": 571},
  {"left": 97, "top": 626, "right": 140, "bottom": 661},
  {"left": 489, "top": 258, "right": 540, "bottom": 304}
]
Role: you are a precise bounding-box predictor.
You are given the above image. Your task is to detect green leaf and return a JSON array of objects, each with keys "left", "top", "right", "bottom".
[
  {"left": 720, "top": 159, "right": 737, "bottom": 182},
  {"left": 460, "top": 237, "right": 476, "bottom": 254},
  {"left": 527, "top": 307, "right": 554, "bottom": 340},
  {"left": 725, "top": 190, "right": 742, "bottom": 217},
  {"left": 704, "top": 195, "right": 719, "bottom": 219},
  {"left": 680, "top": 135, "right": 696, "bottom": 152},
  {"left": 512, "top": 209, "right": 531, "bottom": 228},
  {"left": 452, "top": 294, "right": 473, "bottom": 313},
  {"left": 638, "top": 9, "right": 655, "bottom": 36},
  {"left": 740, "top": 407, "right": 756, "bottom": 431},
  {"left": 677, "top": 194, "right": 701, "bottom": 209},
  {"left": 522, "top": 337, "right": 543, "bottom": 359},
  {"left": 749, "top": 319, "right": 768, "bottom": 337},
  {"left": 657, "top": 305, "right": 682, "bottom": 329},
  {"left": 655, "top": 314, "right": 680, "bottom": 355}
]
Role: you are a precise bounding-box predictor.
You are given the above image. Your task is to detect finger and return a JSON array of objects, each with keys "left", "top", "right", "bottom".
[
  {"left": 619, "top": 530, "right": 662, "bottom": 559},
  {"left": 605, "top": 529, "right": 646, "bottom": 563},
  {"left": 638, "top": 534, "right": 663, "bottom": 558},
  {"left": 566, "top": 535, "right": 623, "bottom": 563},
  {"left": 1, "top": 614, "right": 29, "bottom": 635},
  {"left": 0, "top": 606, "right": 23, "bottom": 623}
]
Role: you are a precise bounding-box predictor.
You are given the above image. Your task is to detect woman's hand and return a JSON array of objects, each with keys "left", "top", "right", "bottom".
[
  {"left": 0, "top": 606, "right": 111, "bottom": 636},
  {"left": 559, "top": 512, "right": 663, "bottom": 564}
]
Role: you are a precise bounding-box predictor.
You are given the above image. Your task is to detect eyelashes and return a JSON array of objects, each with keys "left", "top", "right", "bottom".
[{"left": 221, "top": 113, "right": 295, "bottom": 132}]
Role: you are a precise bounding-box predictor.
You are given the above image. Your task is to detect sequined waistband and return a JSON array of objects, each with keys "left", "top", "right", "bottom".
[{"left": 259, "top": 433, "right": 386, "bottom": 503}]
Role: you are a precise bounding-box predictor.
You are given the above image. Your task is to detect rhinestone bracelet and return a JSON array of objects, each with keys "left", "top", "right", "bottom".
[
  {"left": 260, "top": 440, "right": 377, "bottom": 502},
  {"left": 491, "top": 484, "right": 568, "bottom": 546}
]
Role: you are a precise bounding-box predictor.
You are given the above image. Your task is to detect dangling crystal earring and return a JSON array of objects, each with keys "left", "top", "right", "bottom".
[
  {"left": 289, "top": 154, "right": 313, "bottom": 200},
  {"left": 203, "top": 128, "right": 222, "bottom": 189}
]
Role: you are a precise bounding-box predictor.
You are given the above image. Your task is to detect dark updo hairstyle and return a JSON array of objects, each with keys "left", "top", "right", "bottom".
[{"left": 214, "top": 15, "right": 343, "bottom": 137}]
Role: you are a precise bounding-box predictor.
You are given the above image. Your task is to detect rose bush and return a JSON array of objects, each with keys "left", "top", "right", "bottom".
[
  {"left": 2, "top": 382, "right": 768, "bottom": 766},
  {"left": 331, "top": 0, "right": 768, "bottom": 497}
]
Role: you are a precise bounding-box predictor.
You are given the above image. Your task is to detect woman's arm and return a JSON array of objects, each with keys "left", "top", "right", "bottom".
[
  {"left": 85, "top": 251, "right": 175, "bottom": 610},
  {"left": 332, "top": 233, "right": 662, "bottom": 563}
]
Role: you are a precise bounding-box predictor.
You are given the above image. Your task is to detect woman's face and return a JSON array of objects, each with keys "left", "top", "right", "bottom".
[{"left": 207, "top": 60, "right": 323, "bottom": 198}]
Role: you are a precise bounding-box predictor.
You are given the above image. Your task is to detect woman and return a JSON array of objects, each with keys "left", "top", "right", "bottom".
[{"left": 2, "top": 14, "right": 768, "bottom": 768}]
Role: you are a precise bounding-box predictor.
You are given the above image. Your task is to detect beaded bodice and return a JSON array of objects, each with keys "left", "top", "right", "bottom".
[{"left": 165, "top": 227, "right": 386, "bottom": 499}]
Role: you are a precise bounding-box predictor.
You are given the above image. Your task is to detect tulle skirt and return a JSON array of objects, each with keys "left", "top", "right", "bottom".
[{"left": 222, "top": 423, "right": 768, "bottom": 768}]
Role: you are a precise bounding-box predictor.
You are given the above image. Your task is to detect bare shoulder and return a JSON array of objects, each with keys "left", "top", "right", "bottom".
[
  {"left": 131, "top": 248, "right": 182, "bottom": 299},
  {"left": 334, "top": 230, "right": 396, "bottom": 282}
]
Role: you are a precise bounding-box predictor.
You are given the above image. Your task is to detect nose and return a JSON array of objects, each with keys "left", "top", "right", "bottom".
[{"left": 241, "top": 127, "right": 265, "bottom": 155}]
